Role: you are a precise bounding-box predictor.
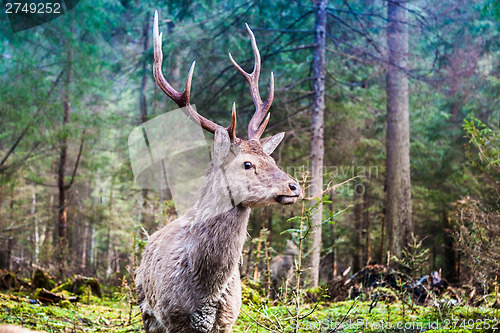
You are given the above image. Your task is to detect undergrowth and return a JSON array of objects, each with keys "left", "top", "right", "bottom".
[{"left": 1, "top": 290, "right": 499, "bottom": 332}]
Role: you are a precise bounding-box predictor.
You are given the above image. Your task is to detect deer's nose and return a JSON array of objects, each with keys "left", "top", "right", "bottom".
[{"left": 288, "top": 182, "right": 301, "bottom": 196}]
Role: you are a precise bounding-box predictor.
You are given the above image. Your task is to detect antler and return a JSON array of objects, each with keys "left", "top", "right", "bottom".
[
  {"left": 229, "top": 24, "right": 274, "bottom": 140},
  {"left": 153, "top": 11, "right": 237, "bottom": 139}
]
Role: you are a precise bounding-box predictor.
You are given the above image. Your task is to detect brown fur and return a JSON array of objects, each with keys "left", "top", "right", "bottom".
[{"left": 136, "top": 134, "right": 300, "bottom": 332}]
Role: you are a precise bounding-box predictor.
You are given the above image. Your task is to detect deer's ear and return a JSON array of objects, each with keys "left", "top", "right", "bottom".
[
  {"left": 212, "top": 128, "right": 231, "bottom": 166},
  {"left": 260, "top": 132, "right": 285, "bottom": 155}
]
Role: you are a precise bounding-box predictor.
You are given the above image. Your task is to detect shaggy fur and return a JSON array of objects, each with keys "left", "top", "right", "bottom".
[{"left": 136, "top": 132, "right": 300, "bottom": 332}]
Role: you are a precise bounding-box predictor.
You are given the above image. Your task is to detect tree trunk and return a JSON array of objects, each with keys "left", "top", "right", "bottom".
[
  {"left": 385, "top": 0, "right": 412, "bottom": 259},
  {"left": 310, "top": 0, "right": 327, "bottom": 288},
  {"left": 442, "top": 209, "right": 458, "bottom": 283},
  {"left": 57, "top": 40, "right": 73, "bottom": 269},
  {"left": 379, "top": 202, "right": 386, "bottom": 264},
  {"left": 81, "top": 219, "right": 89, "bottom": 272},
  {"left": 0, "top": 185, "right": 3, "bottom": 218},
  {"left": 363, "top": 184, "right": 371, "bottom": 265},
  {"left": 32, "top": 189, "right": 39, "bottom": 266},
  {"left": 353, "top": 201, "right": 363, "bottom": 272},
  {"left": 139, "top": 13, "right": 152, "bottom": 234},
  {"left": 139, "top": 12, "right": 150, "bottom": 124},
  {"left": 330, "top": 190, "right": 337, "bottom": 277}
]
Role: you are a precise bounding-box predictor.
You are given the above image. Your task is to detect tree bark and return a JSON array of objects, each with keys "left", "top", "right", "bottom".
[
  {"left": 363, "top": 184, "right": 371, "bottom": 265},
  {"left": 310, "top": 0, "right": 327, "bottom": 288},
  {"left": 385, "top": 0, "right": 412, "bottom": 259},
  {"left": 139, "top": 13, "right": 151, "bottom": 233},
  {"left": 330, "top": 190, "right": 337, "bottom": 277},
  {"left": 57, "top": 23, "right": 75, "bottom": 275},
  {"left": 58, "top": 48, "right": 72, "bottom": 242},
  {"left": 32, "top": 189, "right": 39, "bottom": 265},
  {"left": 353, "top": 200, "right": 363, "bottom": 272},
  {"left": 139, "top": 12, "right": 150, "bottom": 124},
  {"left": 442, "top": 209, "right": 458, "bottom": 283}
]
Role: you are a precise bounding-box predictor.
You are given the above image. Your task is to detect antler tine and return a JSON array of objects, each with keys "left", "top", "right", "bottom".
[
  {"left": 228, "top": 24, "right": 274, "bottom": 140},
  {"left": 153, "top": 11, "right": 219, "bottom": 134},
  {"left": 227, "top": 102, "right": 237, "bottom": 140},
  {"left": 253, "top": 112, "right": 270, "bottom": 140}
]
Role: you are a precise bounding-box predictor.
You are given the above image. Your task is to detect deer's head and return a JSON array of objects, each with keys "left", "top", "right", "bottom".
[{"left": 153, "top": 12, "right": 301, "bottom": 208}]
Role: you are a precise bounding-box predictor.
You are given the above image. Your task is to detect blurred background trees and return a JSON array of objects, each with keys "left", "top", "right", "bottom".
[{"left": 0, "top": 0, "right": 498, "bottom": 291}]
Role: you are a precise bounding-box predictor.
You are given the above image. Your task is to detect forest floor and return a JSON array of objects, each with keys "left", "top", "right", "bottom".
[{"left": 1, "top": 291, "right": 499, "bottom": 332}]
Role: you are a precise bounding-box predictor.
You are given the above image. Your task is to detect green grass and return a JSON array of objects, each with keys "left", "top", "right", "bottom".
[
  {"left": 0, "top": 292, "right": 142, "bottom": 332},
  {"left": 1, "top": 291, "right": 499, "bottom": 332},
  {"left": 236, "top": 300, "right": 500, "bottom": 332}
]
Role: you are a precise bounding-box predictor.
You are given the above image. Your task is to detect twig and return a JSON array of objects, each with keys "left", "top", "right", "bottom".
[
  {"left": 239, "top": 307, "right": 280, "bottom": 333},
  {"left": 328, "top": 299, "right": 358, "bottom": 332},
  {"left": 302, "top": 176, "right": 362, "bottom": 200}
]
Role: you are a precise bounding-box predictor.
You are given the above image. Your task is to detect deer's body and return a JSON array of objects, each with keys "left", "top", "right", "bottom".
[
  {"left": 136, "top": 207, "right": 248, "bottom": 332},
  {"left": 136, "top": 12, "right": 300, "bottom": 332}
]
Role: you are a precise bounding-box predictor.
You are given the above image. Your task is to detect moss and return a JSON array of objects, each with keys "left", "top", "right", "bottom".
[
  {"left": 52, "top": 280, "right": 72, "bottom": 293},
  {"left": 244, "top": 279, "right": 263, "bottom": 293},
  {"left": 33, "top": 288, "right": 42, "bottom": 300},
  {"left": 86, "top": 278, "right": 102, "bottom": 298},
  {"left": 32, "top": 269, "right": 55, "bottom": 290},
  {"left": 72, "top": 276, "right": 102, "bottom": 298},
  {"left": 77, "top": 284, "right": 87, "bottom": 295},
  {"left": 58, "top": 290, "right": 70, "bottom": 300},
  {"left": 372, "top": 286, "right": 399, "bottom": 302},
  {"left": 0, "top": 271, "right": 18, "bottom": 290},
  {"left": 1, "top": 289, "right": 500, "bottom": 333},
  {"left": 59, "top": 299, "right": 72, "bottom": 309},
  {"left": 241, "top": 281, "right": 263, "bottom": 305},
  {"left": 305, "top": 286, "right": 329, "bottom": 303}
]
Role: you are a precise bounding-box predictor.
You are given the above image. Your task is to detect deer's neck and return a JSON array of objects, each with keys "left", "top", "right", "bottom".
[
  {"left": 183, "top": 166, "right": 250, "bottom": 294},
  {"left": 186, "top": 205, "right": 250, "bottom": 295}
]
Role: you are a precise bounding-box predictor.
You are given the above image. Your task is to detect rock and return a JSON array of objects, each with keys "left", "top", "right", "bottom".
[
  {"left": 71, "top": 276, "right": 102, "bottom": 298},
  {"left": 31, "top": 270, "right": 55, "bottom": 290},
  {"left": 0, "top": 271, "right": 19, "bottom": 290}
]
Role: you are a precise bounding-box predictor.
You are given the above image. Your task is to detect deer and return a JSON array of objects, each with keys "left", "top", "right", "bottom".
[{"left": 135, "top": 11, "right": 302, "bottom": 333}]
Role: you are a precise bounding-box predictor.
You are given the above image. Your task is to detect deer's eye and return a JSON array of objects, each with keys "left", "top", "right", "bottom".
[{"left": 243, "top": 162, "right": 253, "bottom": 170}]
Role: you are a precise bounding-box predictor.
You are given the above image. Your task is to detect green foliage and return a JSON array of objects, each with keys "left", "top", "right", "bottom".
[
  {"left": 451, "top": 121, "right": 500, "bottom": 288},
  {"left": 241, "top": 280, "right": 264, "bottom": 306},
  {"left": 392, "top": 233, "right": 430, "bottom": 278},
  {"left": 484, "top": 0, "right": 500, "bottom": 22},
  {"left": 463, "top": 117, "right": 500, "bottom": 194}
]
